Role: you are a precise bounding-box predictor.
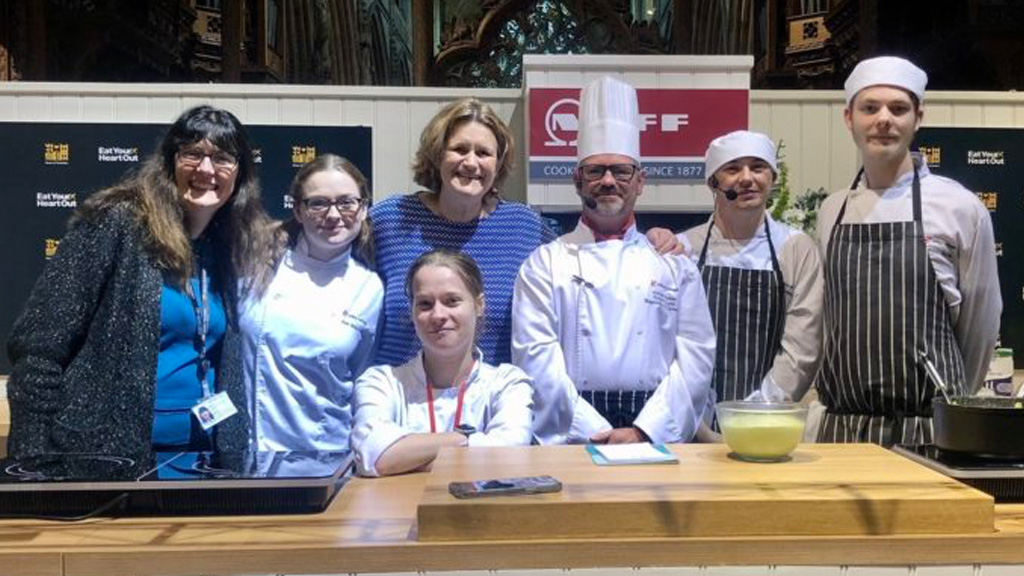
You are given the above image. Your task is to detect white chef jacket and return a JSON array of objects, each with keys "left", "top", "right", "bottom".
[
  {"left": 816, "top": 163, "right": 1002, "bottom": 391},
  {"left": 350, "top": 351, "right": 534, "bottom": 477},
  {"left": 679, "top": 214, "right": 824, "bottom": 400},
  {"left": 241, "top": 237, "right": 383, "bottom": 452},
  {"left": 512, "top": 220, "right": 716, "bottom": 445}
]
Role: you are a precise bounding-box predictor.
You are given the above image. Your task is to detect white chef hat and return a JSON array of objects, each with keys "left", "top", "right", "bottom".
[
  {"left": 576, "top": 76, "right": 641, "bottom": 165},
  {"left": 844, "top": 56, "right": 928, "bottom": 106},
  {"left": 704, "top": 130, "right": 778, "bottom": 182}
]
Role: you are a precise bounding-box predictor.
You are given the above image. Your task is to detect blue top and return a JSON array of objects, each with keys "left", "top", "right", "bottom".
[
  {"left": 370, "top": 193, "right": 555, "bottom": 366},
  {"left": 241, "top": 237, "right": 384, "bottom": 451},
  {"left": 153, "top": 269, "right": 226, "bottom": 450}
]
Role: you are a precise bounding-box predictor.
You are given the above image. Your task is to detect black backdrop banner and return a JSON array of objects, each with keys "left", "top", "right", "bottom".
[
  {"left": 915, "top": 127, "right": 1024, "bottom": 367},
  {"left": 0, "top": 122, "right": 371, "bottom": 372}
]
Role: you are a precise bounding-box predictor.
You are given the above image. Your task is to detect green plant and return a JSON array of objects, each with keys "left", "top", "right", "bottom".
[{"left": 766, "top": 140, "right": 830, "bottom": 234}]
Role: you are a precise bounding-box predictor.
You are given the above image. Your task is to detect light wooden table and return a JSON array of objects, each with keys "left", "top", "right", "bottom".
[{"left": 0, "top": 445, "right": 1022, "bottom": 576}]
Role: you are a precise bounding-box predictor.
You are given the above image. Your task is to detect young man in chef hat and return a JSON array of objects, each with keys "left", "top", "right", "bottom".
[
  {"left": 814, "top": 56, "right": 1001, "bottom": 446},
  {"left": 512, "top": 76, "right": 716, "bottom": 445},
  {"left": 679, "top": 131, "right": 823, "bottom": 435}
]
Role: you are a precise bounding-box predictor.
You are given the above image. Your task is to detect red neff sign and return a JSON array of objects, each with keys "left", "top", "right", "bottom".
[{"left": 529, "top": 87, "right": 749, "bottom": 181}]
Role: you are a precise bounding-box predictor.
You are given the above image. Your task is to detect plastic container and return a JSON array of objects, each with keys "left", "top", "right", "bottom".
[{"left": 984, "top": 348, "right": 1014, "bottom": 397}]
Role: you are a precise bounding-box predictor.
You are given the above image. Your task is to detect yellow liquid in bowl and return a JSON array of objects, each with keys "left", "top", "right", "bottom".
[{"left": 720, "top": 413, "right": 805, "bottom": 461}]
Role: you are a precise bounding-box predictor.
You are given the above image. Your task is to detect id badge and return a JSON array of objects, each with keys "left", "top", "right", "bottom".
[{"left": 191, "top": 391, "right": 238, "bottom": 430}]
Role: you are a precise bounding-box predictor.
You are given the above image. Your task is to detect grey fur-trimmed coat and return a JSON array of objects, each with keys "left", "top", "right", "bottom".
[{"left": 6, "top": 205, "right": 250, "bottom": 458}]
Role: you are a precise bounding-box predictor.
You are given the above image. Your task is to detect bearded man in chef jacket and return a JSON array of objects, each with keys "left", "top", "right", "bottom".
[
  {"left": 512, "top": 76, "right": 716, "bottom": 445},
  {"left": 814, "top": 56, "right": 1001, "bottom": 447}
]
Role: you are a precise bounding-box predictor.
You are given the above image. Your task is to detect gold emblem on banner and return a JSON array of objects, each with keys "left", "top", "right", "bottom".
[
  {"left": 291, "top": 145, "right": 316, "bottom": 166},
  {"left": 44, "top": 142, "right": 70, "bottom": 165},
  {"left": 976, "top": 191, "right": 997, "bottom": 211},
  {"left": 45, "top": 239, "right": 61, "bottom": 258},
  {"left": 919, "top": 146, "right": 941, "bottom": 167}
]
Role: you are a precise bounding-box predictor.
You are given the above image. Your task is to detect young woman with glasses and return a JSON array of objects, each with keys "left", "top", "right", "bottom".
[
  {"left": 351, "top": 249, "right": 532, "bottom": 477},
  {"left": 241, "top": 154, "right": 383, "bottom": 452},
  {"left": 6, "top": 105, "right": 277, "bottom": 458}
]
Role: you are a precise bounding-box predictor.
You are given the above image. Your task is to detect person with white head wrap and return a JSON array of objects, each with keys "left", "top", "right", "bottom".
[
  {"left": 679, "top": 131, "right": 823, "bottom": 439},
  {"left": 513, "top": 76, "right": 715, "bottom": 445},
  {"left": 814, "top": 56, "right": 1001, "bottom": 447}
]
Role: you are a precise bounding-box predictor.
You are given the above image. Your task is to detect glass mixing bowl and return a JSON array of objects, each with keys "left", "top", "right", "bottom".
[{"left": 716, "top": 401, "right": 808, "bottom": 462}]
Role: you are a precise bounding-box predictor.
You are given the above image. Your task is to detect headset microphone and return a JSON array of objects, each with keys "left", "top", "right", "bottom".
[
  {"left": 583, "top": 196, "right": 598, "bottom": 209},
  {"left": 723, "top": 189, "right": 739, "bottom": 201}
]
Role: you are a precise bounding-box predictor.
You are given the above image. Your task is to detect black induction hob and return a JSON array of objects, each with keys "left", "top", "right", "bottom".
[
  {"left": 0, "top": 450, "right": 353, "bottom": 520},
  {"left": 892, "top": 444, "right": 1024, "bottom": 503}
]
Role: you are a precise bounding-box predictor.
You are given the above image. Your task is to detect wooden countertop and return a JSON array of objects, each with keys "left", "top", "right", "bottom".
[{"left": 0, "top": 445, "right": 1023, "bottom": 576}]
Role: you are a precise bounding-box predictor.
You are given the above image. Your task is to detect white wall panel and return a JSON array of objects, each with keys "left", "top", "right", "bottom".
[
  {"left": 953, "top": 104, "right": 985, "bottom": 126},
  {"left": 982, "top": 104, "right": 1015, "bottom": 127},
  {"left": 343, "top": 99, "right": 375, "bottom": 126},
  {"left": 81, "top": 96, "right": 115, "bottom": 120},
  {"left": 926, "top": 103, "right": 955, "bottom": 126},
  {"left": 280, "top": 98, "right": 314, "bottom": 125},
  {"left": 149, "top": 97, "right": 187, "bottom": 122},
  {"left": 375, "top": 100, "right": 412, "bottom": 201},
  {"left": 0, "top": 95, "right": 15, "bottom": 117},
  {"left": 17, "top": 95, "right": 51, "bottom": 120},
  {"left": 180, "top": 95, "right": 214, "bottom": 115},
  {"left": 50, "top": 95, "right": 82, "bottom": 121},
  {"left": 114, "top": 96, "right": 150, "bottom": 121},
  {"left": 246, "top": 97, "right": 281, "bottom": 123},
  {"left": 312, "top": 99, "right": 343, "bottom": 125}
]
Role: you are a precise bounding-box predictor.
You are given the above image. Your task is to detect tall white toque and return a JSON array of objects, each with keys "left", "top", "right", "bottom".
[
  {"left": 576, "top": 75, "right": 642, "bottom": 165},
  {"left": 704, "top": 130, "right": 778, "bottom": 183},
  {"left": 844, "top": 56, "right": 928, "bottom": 106}
]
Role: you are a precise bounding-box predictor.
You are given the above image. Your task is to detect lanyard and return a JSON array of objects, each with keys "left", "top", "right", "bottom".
[
  {"left": 189, "top": 263, "right": 212, "bottom": 399},
  {"left": 425, "top": 361, "right": 474, "bottom": 434}
]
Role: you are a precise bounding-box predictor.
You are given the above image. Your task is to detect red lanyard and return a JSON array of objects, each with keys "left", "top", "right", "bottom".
[{"left": 426, "top": 362, "right": 474, "bottom": 434}]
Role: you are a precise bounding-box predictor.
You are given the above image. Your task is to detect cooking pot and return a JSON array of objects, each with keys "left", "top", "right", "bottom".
[{"left": 932, "top": 396, "right": 1024, "bottom": 459}]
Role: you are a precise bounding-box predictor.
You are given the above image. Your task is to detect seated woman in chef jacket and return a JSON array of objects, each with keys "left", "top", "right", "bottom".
[{"left": 351, "top": 249, "right": 534, "bottom": 476}]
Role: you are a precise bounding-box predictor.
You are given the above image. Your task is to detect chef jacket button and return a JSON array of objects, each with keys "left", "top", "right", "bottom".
[{"left": 581, "top": 328, "right": 591, "bottom": 337}]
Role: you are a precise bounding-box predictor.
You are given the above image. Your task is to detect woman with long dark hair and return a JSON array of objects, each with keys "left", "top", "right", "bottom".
[{"left": 6, "top": 105, "right": 277, "bottom": 458}]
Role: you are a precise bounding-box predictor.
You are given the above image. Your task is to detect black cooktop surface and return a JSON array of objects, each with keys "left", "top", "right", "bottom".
[
  {"left": 0, "top": 450, "right": 353, "bottom": 519},
  {"left": 892, "top": 444, "right": 1024, "bottom": 503}
]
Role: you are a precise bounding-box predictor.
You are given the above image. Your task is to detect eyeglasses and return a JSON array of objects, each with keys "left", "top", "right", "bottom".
[
  {"left": 301, "top": 196, "right": 364, "bottom": 215},
  {"left": 578, "top": 163, "right": 640, "bottom": 182},
  {"left": 177, "top": 148, "right": 239, "bottom": 170}
]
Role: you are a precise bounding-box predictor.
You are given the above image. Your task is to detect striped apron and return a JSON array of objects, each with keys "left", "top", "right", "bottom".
[
  {"left": 816, "top": 163, "right": 966, "bottom": 447},
  {"left": 698, "top": 217, "right": 786, "bottom": 428},
  {"left": 580, "top": 390, "right": 656, "bottom": 429}
]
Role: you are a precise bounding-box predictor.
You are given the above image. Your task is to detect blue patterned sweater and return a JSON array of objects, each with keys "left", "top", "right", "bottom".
[{"left": 370, "top": 193, "right": 555, "bottom": 366}]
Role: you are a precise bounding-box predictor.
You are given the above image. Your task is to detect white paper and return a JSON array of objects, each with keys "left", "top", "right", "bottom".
[{"left": 594, "top": 443, "right": 671, "bottom": 463}]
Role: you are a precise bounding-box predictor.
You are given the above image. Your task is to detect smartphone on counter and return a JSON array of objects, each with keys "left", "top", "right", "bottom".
[{"left": 448, "top": 475, "right": 562, "bottom": 499}]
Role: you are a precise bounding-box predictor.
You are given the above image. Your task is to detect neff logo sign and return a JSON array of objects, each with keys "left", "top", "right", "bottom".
[{"left": 543, "top": 98, "right": 690, "bottom": 148}]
